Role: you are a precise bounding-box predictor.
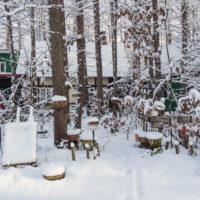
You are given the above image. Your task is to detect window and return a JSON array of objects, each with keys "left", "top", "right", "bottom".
[
  {"left": 38, "top": 87, "right": 53, "bottom": 102},
  {"left": 0, "top": 62, "right": 6, "bottom": 72}
]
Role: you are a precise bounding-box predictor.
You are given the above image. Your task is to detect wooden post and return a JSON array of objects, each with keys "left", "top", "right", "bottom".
[
  {"left": 85, "top": 143, "right": 90, "bottom": 159},
  {"left": 96, "top": 143, "right": 100, "bottom": 156},
  {"left": 70, "top": 142, "right": 76, "bottom": 161},
  {"left": 174, "top": 141, "right": 180, "bottom": 154},
  {"left": 165, "top": 139, "right": 170, "bottom": 150},
  {"left": 93, "top": 148, "right": 97, "bottom": 160},
  {"left": 189, "top": 142, "right": 194, "bottom": 156}
]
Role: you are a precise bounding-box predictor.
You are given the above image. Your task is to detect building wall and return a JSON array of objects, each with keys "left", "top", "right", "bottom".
[
  {"left": 38, "top": 76, "right": 110, "bottom": 104},
  {"left": 0, "top": 51, "right": 19, "bottom": 73}
]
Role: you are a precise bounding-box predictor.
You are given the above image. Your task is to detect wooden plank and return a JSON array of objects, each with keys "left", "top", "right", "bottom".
[{"left": 177, "top": 116, "right": 192, "bottom": 123}]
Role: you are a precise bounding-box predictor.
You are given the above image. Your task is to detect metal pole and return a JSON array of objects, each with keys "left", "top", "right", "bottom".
[{"left": 92, "top": 129, "right": 95, "bottom": 147}]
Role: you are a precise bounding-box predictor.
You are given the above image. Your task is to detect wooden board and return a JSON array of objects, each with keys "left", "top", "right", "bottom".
[
  {"left": 138, "top": 113, "right": 170, "bottom": 124},
  {"left": 177, "top": 116, "right": 192, "bottom": 123}
]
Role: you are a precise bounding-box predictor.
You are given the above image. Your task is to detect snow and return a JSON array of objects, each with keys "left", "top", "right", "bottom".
[
  {"left": 111, "top": 97, "right": 120, "bottom": 101},
  {"left": 52, "top": 95, "right": 67, "bottom": 102},
  {"left": 124, "top": 95, "right": 134, "bottom": 105},
  {"left": 146, "top": 132, "right": 163, "bottom": 140},
  {"left": 0, "top": 121, "right": 200, "bottom": 200},
  {"left": 43, "top": 163, "right": 65, "bottom": 176},
  {"left": 2, "top": 121, "right": 37, "bottom": 165},
  {"left": 70, "top": 142, "right": 75, "bottom": 148},
  {"left": 154, "top": 101, "right": 165, "bottom": 110},
  {"left": 80, "top": 131, "right": 97, "bottom": 140},
  {"left": 138, "top": 131, "right": 147, "bottom": 138},
  {"left": 87, "top": 117, "right": 99, "bottom": 124},
  {"left": 195, "top": 106, "right": 200, "bottom": 118},
  {"left": 67, "top": 129, "right": 81, "bottom": 136},
  {"left": 19, "top": 40, "right": 129, "bottom": 78},
  {"left": 188, "top": 89, "right": 200, "bottom": 103},
  {"left": 133, "top": 129, "right": 144, "bottom": 135},
  {"left": 65, "top": 81, "right": 73, "bottom": 88},
  {"left": 151, "top": 110, "right": 158, "bottom": 116}
]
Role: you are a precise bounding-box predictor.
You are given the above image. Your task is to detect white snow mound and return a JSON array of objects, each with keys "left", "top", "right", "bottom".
[
  {"left": 52, "top": 95, "right": 67, "bottom": 102},
  {"left": 43, "top": 163, "right": 65, "bottom": 176}
]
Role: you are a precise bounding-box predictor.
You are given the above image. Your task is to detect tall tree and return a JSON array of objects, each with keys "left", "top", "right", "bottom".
[
  {"left": 110, "top": 0, "right": 118, "bottom": 97},
  {"left": 49, "top": 0, "right": 67, "bottom": 147},
  {"left": 152, "top": 0, "right": 161, "bottom": 81},
  {"left": 4, "top": 0, "right": 18, "bottom": 117},
  {"left": 93, "top": 0, "right": 104, "bottom": 116},
  {"left": 75, "top": 0, "right": 87, "bottom": 128},
  {"left": 30, "top": 5, "right": 37, "bottom": 104},
  {"left": 181, "top": 0, "right": 189, "bottom": 73},
  {"left": 110, "top": 0, "right": 118, "bottom": 117}
]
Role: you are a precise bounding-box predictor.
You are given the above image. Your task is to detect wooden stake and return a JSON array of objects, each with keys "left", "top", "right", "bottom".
[
  {"left": 70, "top": 142, "right": 76, "bottom": 161},
  {"left": 85, "top": 143, "right": 90, "bottom": 159},
  {"left": 93, "top": 148, "right": 97, "bottom": 160},
  {"left": 96, "top": 143, "right": 100, "bottom": 156},
  {"left": 189, "top": 142, "right": 194, "bottom": 156},
  {"left": 165, "top": 140, "right": 170, "bottom": 150},
  {"left": 174, "top": 141, "right": 180, "bottom": 154}
]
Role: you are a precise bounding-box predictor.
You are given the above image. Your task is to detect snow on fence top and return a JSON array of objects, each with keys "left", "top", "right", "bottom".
[{"left": 52, "top": 95, "right": 67, "bottom": 102}]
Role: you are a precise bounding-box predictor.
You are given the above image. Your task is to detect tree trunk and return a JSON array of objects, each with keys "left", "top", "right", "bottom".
[
  {"left": 152, "top": 0, "right": 161, "bottom": 81},
  {"left": 110, "top": 0, "right": 118, "bottom": 118},
  {"left": 30, "top": 6, "right": 37, "bottom": 104},
  {"left": 110, "top": 0, "right": 118, "bottom": 97},
  {"left": 49, "top": 0, "right": 67, "bottom": 147},
  {"left": 93, "top": 0, "right": 103, "bottom": 116},
  {"left": 4, "top": 0, "right": 18, "bottom": 118},
  {"left": 75, "top": 0, "right": 86, "bottom": 128},
  {"left": 181, "top": 0, "right": 189, "bottom": 73}
]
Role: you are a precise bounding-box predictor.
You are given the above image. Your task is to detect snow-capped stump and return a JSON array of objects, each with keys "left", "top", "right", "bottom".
[
  {"left": 137, "top": 132, "right": 149, "bottom": 148},
  {"left": 67, "top": 129, "right": 81, "bottom": 149},
  {"left": 111, "top": 96, "right": 121, "bottom": 104},
  {"left": 174, "top": 140, "right": 180, "bottom": 154},
  {"left": 87, "top": 117, "right": 99, "bottom": 128},
  {"left": 133, "top": 129, "right": 144, "bottom": 142},
  {"left": 43, "top": 163, "right": 65, "bottom": 181},
  {"left": 2, "top": 107, "right": 37, "bottom": 167},
  {"left": 52, "top": 95, "right": 67, "bottom": 109},
  {"left": 146, "top": 132, "right": 163, "bottom": 149}
]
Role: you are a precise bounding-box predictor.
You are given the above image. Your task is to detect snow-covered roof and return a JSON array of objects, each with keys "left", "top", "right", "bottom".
[{"left": 19, "top": 39, "right": 129, "bottom": 78}]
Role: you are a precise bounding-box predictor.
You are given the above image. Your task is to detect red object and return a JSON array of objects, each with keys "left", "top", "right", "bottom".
[
  {"left": 181, "top": 126, "right": 187, "bottom": 137},
  {"left": 0, "top": 104, "right": 5, "bottom": 110}
]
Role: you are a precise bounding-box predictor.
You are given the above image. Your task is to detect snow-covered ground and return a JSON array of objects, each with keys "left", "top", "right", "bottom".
[{"left": 0, "top": 120, "right": 200, "bottom": 200}]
